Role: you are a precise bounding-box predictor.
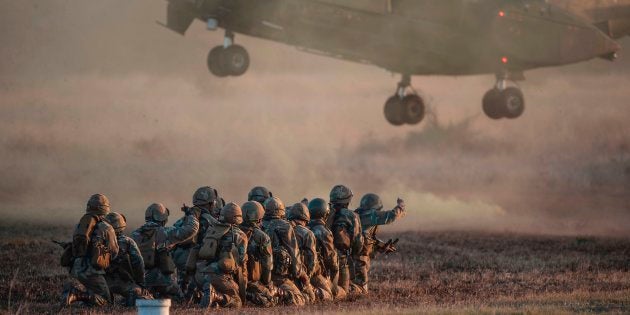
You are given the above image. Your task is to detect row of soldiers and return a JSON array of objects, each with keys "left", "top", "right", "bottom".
[{"left": 59, "top": 184, "right": 405, "bottom": 308}]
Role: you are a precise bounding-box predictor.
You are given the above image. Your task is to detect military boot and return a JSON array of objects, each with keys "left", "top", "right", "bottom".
[
  {"left": 314, "top": 287, "right": 333, "bottom": 302},
  {"left": 126, "top": 288, "right": 154, "bottom": 307},
  {"left": 125, "top": 292, "right": 135, "bottom": 307},
  {"left": 273, "top": 286, "right": 289, "bottom": 305},
  {"left": 246, "top": 287, "right": 275, "bottom": 307},
  {"left": 200, "top": 285, "right": 218, "bottom": 308},
  {"left": 349, "top": 282, "right": 368, "bottom": 295},
  {"left": 124, "top": 288, "right": 139, "bottom": 307},
  {"left": 185, "top": 288, "right": 202, "bottom": 305},
  {"left": 62, "top": 287, "right": 91, "bottom": 306}
]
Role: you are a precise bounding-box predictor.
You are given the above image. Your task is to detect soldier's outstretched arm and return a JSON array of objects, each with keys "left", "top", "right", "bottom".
[
  {"left": 165, "top": 214, "right": 199, "bottom": 246},
  {"left": 375, "top": 207, "right": 403, "bottom": 225},
  {"left": 376, "top": 197, "right": 406, "bottom": 226}
]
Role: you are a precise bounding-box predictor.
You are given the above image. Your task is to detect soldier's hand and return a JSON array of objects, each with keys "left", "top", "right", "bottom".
[
  {"left": 396, "top": 198, "right": 406, "bottom": 212},
  {"left": 384, "top": 243, "right": 397, "bottom": 254},
  {"left": 268, "top": 283, "right": 278, "bottom": 297},
  {"left": 183, "top": 204, "right": 201, "bottom": 219},
  {"left": 375, "top": 242, "right": 387, "bottom": 254}
]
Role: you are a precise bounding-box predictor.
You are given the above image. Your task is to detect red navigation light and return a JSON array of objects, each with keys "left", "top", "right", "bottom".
[
  {"left": 501, "top": 57, "right": 509, "bottom": 64},
  {"left": 498, "top": 11, "right": 505, "bottom": 17}
]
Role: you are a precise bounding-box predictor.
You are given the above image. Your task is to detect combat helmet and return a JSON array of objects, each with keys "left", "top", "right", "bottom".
[
  {"left": 219, "top": 202, "right": 243, "bottom": 225},
  {"left": 329, "top": 184, "right": 353, "bottom": 206},
  {"left": 287, "top": 202, "right": 310, "bottom": 222},
  {"left": 242, "top": 201, "right": 265, "bottom": 225},
  {"left": 86, "top": 193, "right": 111, "bottom": 215},
  {"left": 359, "top": 193, "right": 383, "bottom": 211},
  {"left": 145, "top": 203, "right": 170, "bottom": 223},
  {"left": 212, "top": 197, "right": 226, "bottom": 219},
  {"left": 105, "top": 212, "right": 127, "bottom": 233},
  {"left": 193, "top": 186, "right": 219, "bottom": 208},
  {"left": 308, "top": 198, "right": 330, "bottom": 220},
  {"left": 248, "top": 186, "right": 272, "bottom": 203},
  {"left": 263, "top": 196, "right": 285, "bottom": 218}
]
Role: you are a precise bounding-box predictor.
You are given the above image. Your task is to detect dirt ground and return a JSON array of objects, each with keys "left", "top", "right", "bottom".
[{"left": 0, "top": 222, "right": 628, "bottom": 314}]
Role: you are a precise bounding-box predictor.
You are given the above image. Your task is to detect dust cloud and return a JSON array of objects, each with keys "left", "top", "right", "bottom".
[{"left": 0, "top": 1, "right": 628, "bottom": 235}]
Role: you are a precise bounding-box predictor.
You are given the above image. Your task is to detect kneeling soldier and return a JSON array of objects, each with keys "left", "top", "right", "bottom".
[
  {"left": 240, "top": 201, "right": 275, "bottom": 307},
  {"left": 308, "top": 198, "right": 342, "bottom": 301},
  {"left": 132, "top": 203, "right": 199, "bottom": 301},
  {"left": 287, "top": 203, "right": 318, "bottom": 303},
  {"left": 353, "top": 194, "right": 405, "bottom": 294},
  {"left": 192, "top": 203, "right": 248, "bottom": 308},
  {"left": 104, "top": 212, "right": 152, "bottom": 306},
  {"left": 262, "top": 197, "right": 307, "bottom": 306},
  {"left": 61, "top": 194, "right": 119, "bottom": 307}
]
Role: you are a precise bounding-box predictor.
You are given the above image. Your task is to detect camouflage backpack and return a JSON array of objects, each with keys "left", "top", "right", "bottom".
[
  {"left": 89, "top": 219, "right": 117, "bottom": 270},
  {"left": 331, "top": 210, "right": 353, "bottom": 251},
  {"left": 264, "top": 221, "right": 293, "bottom": 276},
  {"left": 133, "top": 225, "right": 173, "bottom": 273},
  {"left": 198, "top": 223, "right": 231, "bottom": 261},
  {"left": 72, "top": 213, "right": 99, "bottom": 258}
]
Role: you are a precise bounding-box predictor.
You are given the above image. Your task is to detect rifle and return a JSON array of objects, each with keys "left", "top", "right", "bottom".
[
  {"left": 375, "top": 238, "right": 399, "bottom": 255},
  {"left": 367, "top": 224, "right": 399, "bottom": 257}
]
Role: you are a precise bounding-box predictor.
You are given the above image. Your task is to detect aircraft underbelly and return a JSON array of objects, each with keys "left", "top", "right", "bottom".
[
  {"left": 224, "top": 0, "right": 619, "bottom": 76},
  {"left": 225, "top": 1, "right": 487, "bottom": 75}
]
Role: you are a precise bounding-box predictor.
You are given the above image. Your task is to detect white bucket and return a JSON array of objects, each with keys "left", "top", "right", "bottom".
[{"left": 136, "top": 299, "right": 171, "bottom": 315}]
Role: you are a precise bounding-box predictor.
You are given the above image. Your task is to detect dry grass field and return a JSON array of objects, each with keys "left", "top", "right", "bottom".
[{"left": 0, "top": 222, "right": 628, "bottom": 314}]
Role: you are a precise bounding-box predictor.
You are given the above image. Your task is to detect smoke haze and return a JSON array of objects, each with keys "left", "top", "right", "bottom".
[{"left": 1, "top": 1, "right": 629, "bottom": 235}]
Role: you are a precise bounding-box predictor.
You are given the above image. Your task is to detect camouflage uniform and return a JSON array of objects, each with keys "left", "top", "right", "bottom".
[
  {"left": 131, "top": 203, "right": 199, "bottom": 301},
  {"left": 308, "top": 198, "right": 341, "bottom": 301},
  {"left": 353, "top": 194, "right": 405, "bottom": 294},
  {"left": 63, "top": 194, "right": 119, "bottom": 307},
  {"left": 172, "top": 186, "right": 222, "bottom": 298},
  {"left": 191, "top": 203, "right": 248, "bottom": 308},
  {"left": 327, "top": 185, "right": 363, "bottom": 293},
  {"left": 262, "top": 197, "right": 306, "bottom": 306},
  {"left": 186, "top": 209, "right": 223, "bottom": 299},
  {"left": 106, "top": 234, "right": 150, "bottom": 304},
  {"left": 288, "top": 203, "right": 318, "bottom": 303},
  {"left": 170, "top": 216, "right": 196, "bottom": 296},
  {"left": 240, "top": 201, "right": 275, "bottom": 307},
  {"left": 104, "top": 212, "right": 152, "bottom": 306}
]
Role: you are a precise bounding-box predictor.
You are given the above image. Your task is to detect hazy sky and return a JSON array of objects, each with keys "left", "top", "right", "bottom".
[{"left": 1, "top": 1, "right": 629, "bottom": 235}]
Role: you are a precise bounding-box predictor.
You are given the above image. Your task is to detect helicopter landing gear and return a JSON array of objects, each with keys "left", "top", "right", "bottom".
[
  {"left": 482, "top": 72, "right": 525, "bottom": 120},
  {"left": 384, "top": 74, "right": 426, "bottom": 126},
  {"left": 207, "top": 30, "right": 250, "bottom": 77}
]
